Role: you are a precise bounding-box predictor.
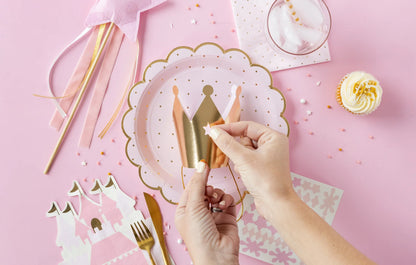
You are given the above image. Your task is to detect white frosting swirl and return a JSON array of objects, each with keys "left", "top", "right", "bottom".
[{"left": 340, "top": 71, "right": 382, "bottom": 114}]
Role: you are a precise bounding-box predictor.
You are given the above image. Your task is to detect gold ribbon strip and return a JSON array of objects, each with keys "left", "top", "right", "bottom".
[
  {"left": 34, "top": 24, "right": 107, "bottom": 100},
  {"left": 98, "top": 41, "right": 140, "bottom": 139}
]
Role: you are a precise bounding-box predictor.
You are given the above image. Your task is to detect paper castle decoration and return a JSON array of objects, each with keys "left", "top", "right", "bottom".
[
  {"left": 172, "top": 84, "right": 242, "bottom": 168},
  {"left": 47, "top": 176, "right": 146, "bottom": 265}
]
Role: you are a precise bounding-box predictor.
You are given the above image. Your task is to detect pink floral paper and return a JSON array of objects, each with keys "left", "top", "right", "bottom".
[{"left": 238, "top": 172, "right": 343, "bottom": 264}]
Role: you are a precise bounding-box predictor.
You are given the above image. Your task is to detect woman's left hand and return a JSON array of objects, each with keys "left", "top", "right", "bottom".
[{"left": 175, "top": 161, "right": 240, "bottom": 265}]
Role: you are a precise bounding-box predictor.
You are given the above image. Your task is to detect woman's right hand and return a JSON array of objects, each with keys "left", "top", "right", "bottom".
[
  {"left": 210, "top": 122, "right": 377, "bottom": 265},
  {"left": 209, "top": 121, "right": 294, "bottom": 218}
]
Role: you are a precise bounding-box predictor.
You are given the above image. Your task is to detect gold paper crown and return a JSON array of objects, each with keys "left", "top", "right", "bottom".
[{"left": 172, "top": 84, "right": 241, "bottom": 168}]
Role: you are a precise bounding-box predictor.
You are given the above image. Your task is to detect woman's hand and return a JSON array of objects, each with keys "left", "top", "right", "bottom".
[
  {"left": 175, "top": 161, "right": 240, "bottom": 265},
  {"left": 209, "top": 121, "right": 294, "bottom": 219},
  {"left": 208, "top": 121, "right": 376, "bottom": 265}
]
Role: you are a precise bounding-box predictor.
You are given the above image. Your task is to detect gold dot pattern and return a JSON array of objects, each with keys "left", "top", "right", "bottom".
[
  {"left": 230, "top": 0, "right": 331, "bottom": 71},
  {"left": 124, "top": 43, "right": 288, "bottom": 204}
]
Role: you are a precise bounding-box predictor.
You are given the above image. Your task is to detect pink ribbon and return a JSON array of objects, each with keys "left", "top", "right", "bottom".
[
  {"left": 79, "top": 27, "right": 124, "bottom": 148},
  {"left": 49, "top": 28, "right": 99, "bottom": 130}
]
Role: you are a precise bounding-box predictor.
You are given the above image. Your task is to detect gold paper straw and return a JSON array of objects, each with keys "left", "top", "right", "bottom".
[{"left": 44, "top": 22, "right": 115, "bottom": 174}]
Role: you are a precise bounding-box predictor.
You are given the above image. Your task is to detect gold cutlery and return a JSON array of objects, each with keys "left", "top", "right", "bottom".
[
  {"left": 131, "top": 220, "right": 156, "bottom": 265},
  {"left": 144, "top": 192, "right": 171, "bottom": 265}
]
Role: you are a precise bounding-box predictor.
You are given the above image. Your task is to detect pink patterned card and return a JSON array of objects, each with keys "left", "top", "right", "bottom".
[{"left": 238, "top": 172, "right": 343, "bottom": 264}]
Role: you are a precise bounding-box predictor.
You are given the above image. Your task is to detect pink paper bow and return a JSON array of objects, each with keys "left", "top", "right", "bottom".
[{"left": 86, "top": 0, "right": 167, "bottom": 41}]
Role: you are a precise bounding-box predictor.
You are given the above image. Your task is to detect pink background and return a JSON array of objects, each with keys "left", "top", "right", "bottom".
[{"left": 1, "top": 0, "right": 415, "bottom": 264}]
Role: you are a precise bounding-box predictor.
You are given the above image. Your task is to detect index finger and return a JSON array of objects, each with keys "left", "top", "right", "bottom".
[{"left": 213, "top": 121, "right": 273, "bottom": 142}]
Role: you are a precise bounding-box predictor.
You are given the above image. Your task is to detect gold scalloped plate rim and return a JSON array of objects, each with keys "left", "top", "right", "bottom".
[{"left": 122, "top": 42, "right": 289, "bottom": 205}]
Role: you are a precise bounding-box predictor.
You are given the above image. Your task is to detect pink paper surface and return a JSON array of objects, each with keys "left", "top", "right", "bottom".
[{"left": 1, "top": 0, "right": 416, "bottom": 265}]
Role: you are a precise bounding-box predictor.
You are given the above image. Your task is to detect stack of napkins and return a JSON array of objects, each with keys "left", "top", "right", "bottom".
[{"left": 231, "top": 0, "right": 331, "bottom": 71}]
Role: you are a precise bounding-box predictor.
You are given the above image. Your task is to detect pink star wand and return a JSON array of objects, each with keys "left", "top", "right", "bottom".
[{"left": 43, "top": 0, "right": 166, "bottom": 174}]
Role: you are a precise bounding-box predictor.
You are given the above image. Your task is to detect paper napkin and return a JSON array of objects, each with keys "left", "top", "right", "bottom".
[
  {"left": 231, "top": 0, "right": 331, "bottom": 71},
  {"left": 47, "top": 176, "right": 174, "bottom": 265},
  {"left": 238, "top": 172, "right": 343, "bottom": 264}
]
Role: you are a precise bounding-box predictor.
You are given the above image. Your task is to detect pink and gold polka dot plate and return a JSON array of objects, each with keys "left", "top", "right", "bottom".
[{"left": 122, "top": 42, "right": 289, "bottom": 204}]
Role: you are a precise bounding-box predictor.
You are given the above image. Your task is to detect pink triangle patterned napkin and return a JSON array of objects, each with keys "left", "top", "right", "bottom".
[{"left": 238, "top": 172, "right": 343, "bottom": 264}]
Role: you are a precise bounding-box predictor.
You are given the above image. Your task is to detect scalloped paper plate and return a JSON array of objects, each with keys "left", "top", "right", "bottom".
[{"left": 122, "top": 43, "right": 289, "bottom": 204}]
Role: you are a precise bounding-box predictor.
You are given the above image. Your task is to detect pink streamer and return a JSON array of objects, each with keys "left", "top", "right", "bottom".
[
  {"left": 49, "top": 28, "right": 99, "bottom": 130},
  {"left": 78, "top": 27, "right": 124, "bottom": 148},
  {"left": 46, "top": 27, "right": 92, "bottom": 118}
]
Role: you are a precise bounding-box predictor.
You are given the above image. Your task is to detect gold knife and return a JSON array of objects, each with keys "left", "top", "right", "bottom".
[{"left": 144, "top": 192, "right": 171, "bottom": 265}]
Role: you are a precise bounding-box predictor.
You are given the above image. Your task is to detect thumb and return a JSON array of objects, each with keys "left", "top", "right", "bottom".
[
  {"left": 209, "top": 127, "right": 248, "bottom": 163},
  {"left": 187, "top": 160, "right": 209, "bottom": 206}
]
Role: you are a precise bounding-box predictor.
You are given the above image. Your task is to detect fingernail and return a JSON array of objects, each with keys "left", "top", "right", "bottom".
[
  {"left": 209, "top": 128, "right": 220, "bottom": 140},
  {"left": 213, "top": 192, "right": 218, "bottom": 199},
  {"left": 219, "top": 200, "right": 226, "bottom": 206},
  {"left": 196, "top": 161, "right": 206, "bottom": 173}
]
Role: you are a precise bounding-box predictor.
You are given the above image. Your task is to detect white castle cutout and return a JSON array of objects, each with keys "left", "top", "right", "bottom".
[{"left": 47, "top": 176, "right": 146, "bottom": 265}]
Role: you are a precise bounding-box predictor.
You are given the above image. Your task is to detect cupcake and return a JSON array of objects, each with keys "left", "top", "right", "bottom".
[{"left": 336, "top": 71, "right": 382, "bottom": 115}]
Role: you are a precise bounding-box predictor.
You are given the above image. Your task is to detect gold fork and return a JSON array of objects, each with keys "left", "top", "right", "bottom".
[{"left": 131, "top": 220, "right": 156, "bottom": 265}]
